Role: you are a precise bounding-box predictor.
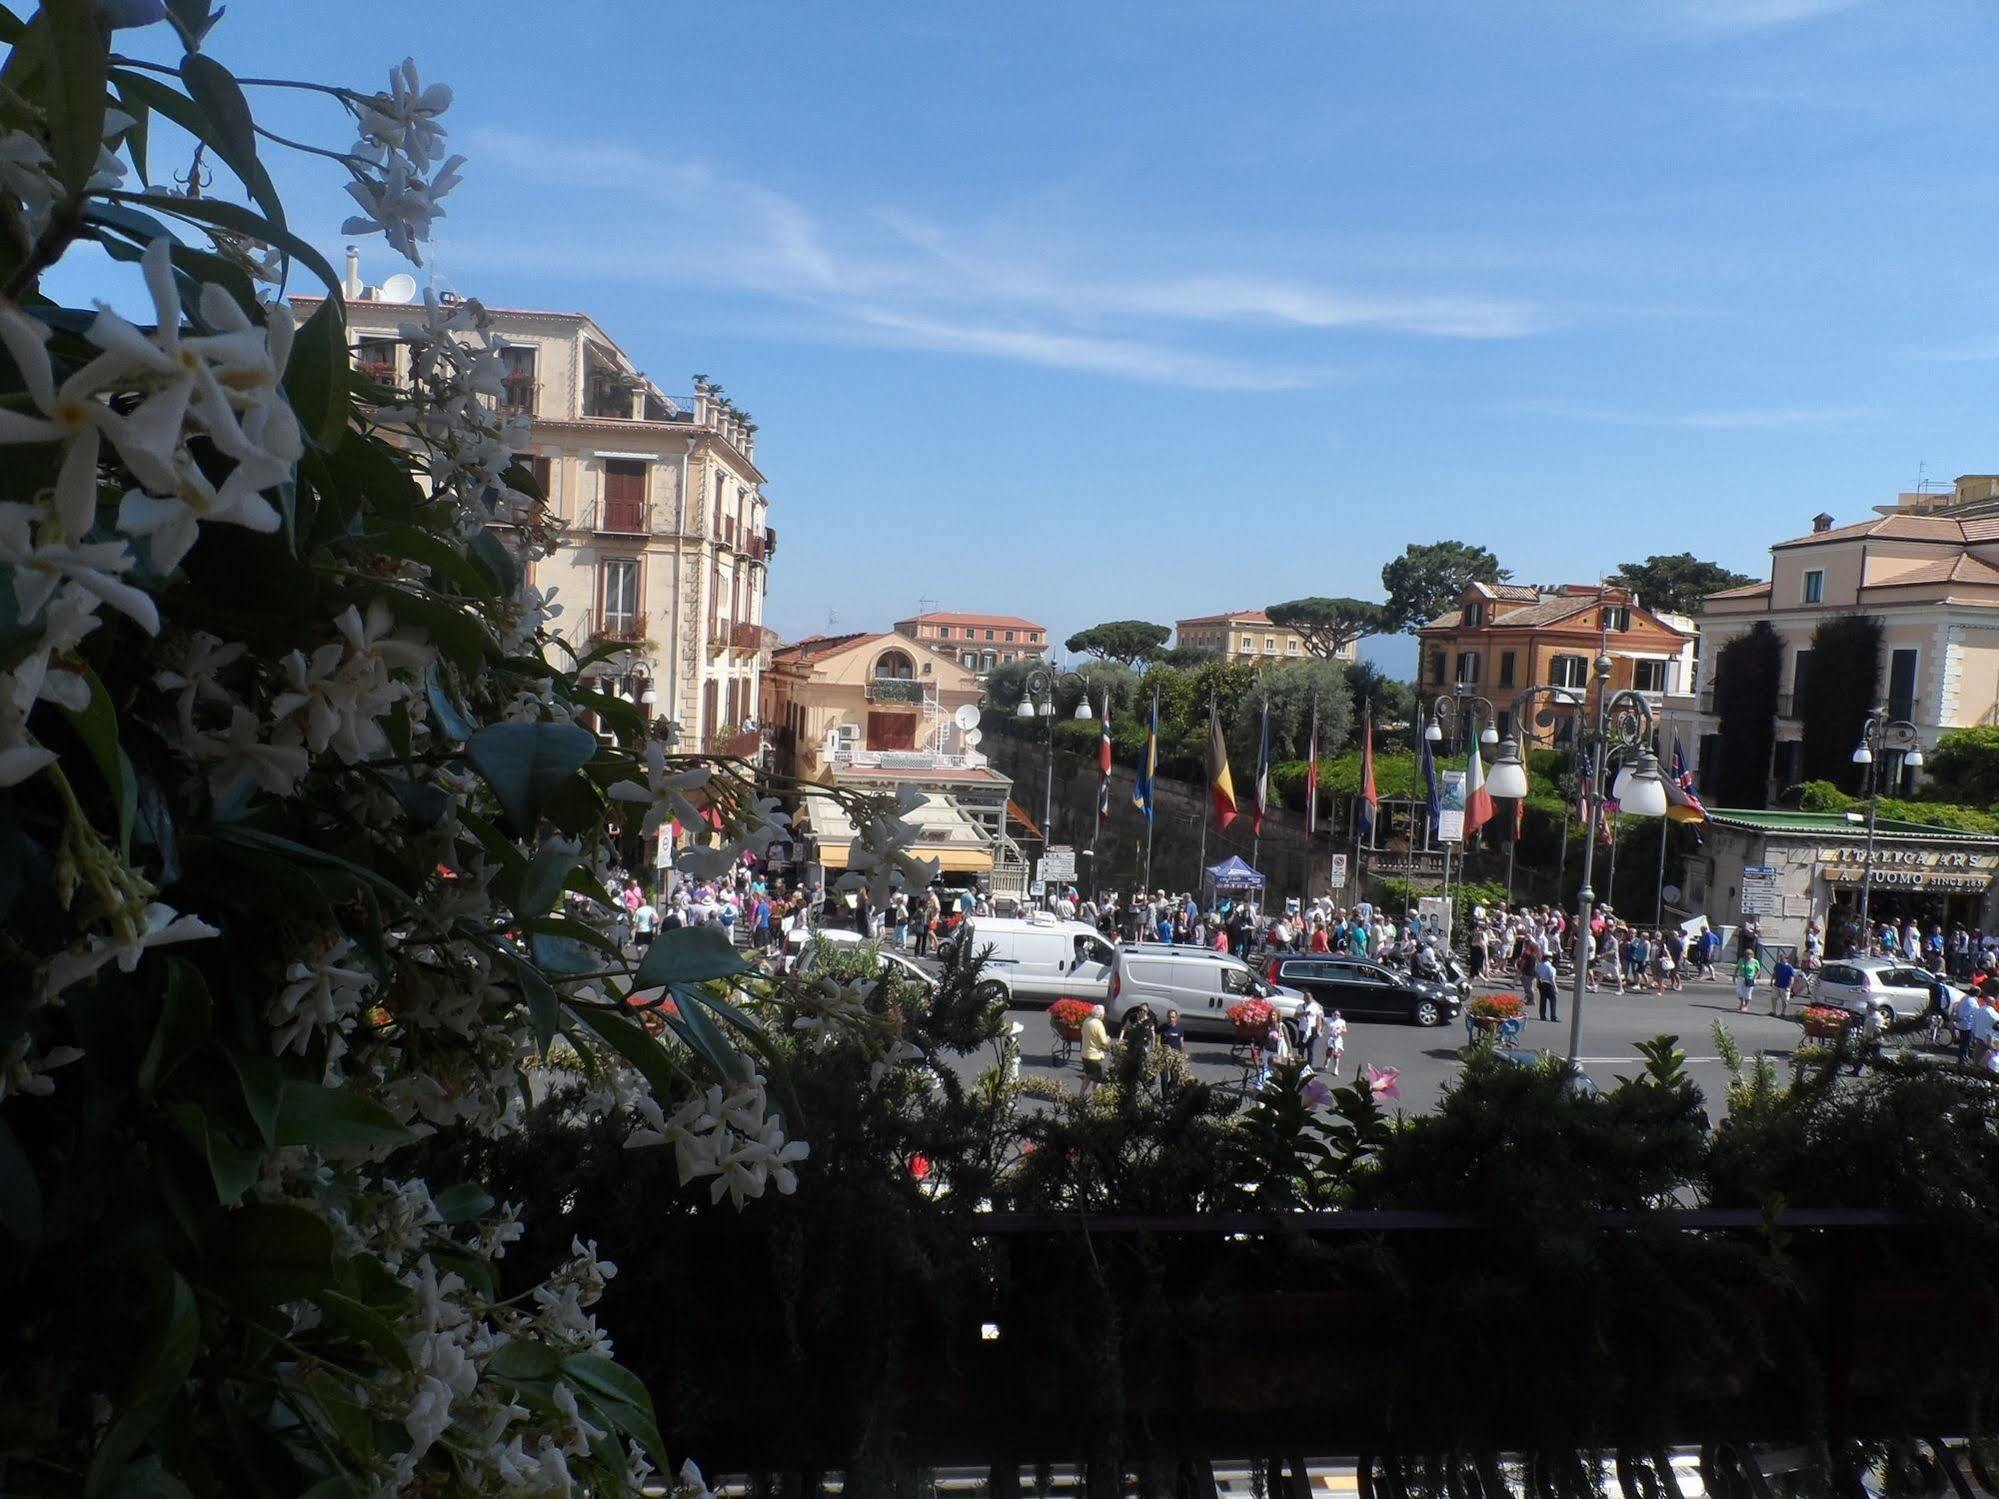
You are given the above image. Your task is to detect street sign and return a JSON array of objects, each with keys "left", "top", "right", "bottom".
[
  {"left": 1437, "top": 770, "right": 1466, "bottom": 843},
  {"left": 1740, "top": 865, "right": 1781, "bottom": 917},
  {"left": 1329, "top": 853, "right": 1350, "bottom": 889},
  {"left": 1040, "top": 845, "right": 1077, "bottom": 882},
  {"left": 1029, "top": 880, "right": 1046, "bottom": 898}
]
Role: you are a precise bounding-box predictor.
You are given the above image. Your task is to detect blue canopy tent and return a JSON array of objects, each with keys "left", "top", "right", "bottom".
[{"left": 1204, "top": 855, "right": 1267, "bottom": 914}]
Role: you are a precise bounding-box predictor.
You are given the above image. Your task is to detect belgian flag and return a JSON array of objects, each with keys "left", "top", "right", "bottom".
[{"left": 1207, "top": 701, "right": 1238, "bottom": 829}]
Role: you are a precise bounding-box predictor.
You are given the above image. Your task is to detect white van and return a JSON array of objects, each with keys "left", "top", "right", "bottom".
[
  {"left": 1108, "top": 943, "right": 1306, "bottom": 1042},
  {"left": 950, "top": 914, "right": 1116, "bottom": 1008}
]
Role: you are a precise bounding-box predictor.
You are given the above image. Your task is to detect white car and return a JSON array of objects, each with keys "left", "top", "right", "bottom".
[
  {"left": 791, "top": 928, "right": 935, "bottom": 994},
  {"left": 948, "top": 914, "right": 1117, "bottom": 1008},
  {"left": 1810, "top": 956, "right": 1947, "bottom": 1023},
  {"left": 1107, "top": 943, "right": 1307, "bottom": 1044}
]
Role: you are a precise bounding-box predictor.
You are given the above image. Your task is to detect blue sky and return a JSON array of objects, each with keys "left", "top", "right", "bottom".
[{"left": 67, "top": 0, "right": 1999, "bottom": 669}]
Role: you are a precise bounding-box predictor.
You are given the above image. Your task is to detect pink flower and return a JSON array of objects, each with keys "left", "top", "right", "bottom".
[
  {"left": 1361, "top": 1065, "right": 1401, "bottom": 1103},
  {"left": 1298, "top": 1073, "right": 1335, "bottom": 1110}
]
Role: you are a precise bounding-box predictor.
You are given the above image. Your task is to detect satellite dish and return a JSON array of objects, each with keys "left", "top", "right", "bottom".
[
  {"left": 378, "top": 272, "right": 418, "bottom": 303},
  {"left": 953, "top": 703, "right": 980, "bottom": 731},
  {"left": 1661, "top": 884, "right": 1682, "bottom": 904},
  {"left": 963, "top": 728, "right": 983, "bottom": 747}
]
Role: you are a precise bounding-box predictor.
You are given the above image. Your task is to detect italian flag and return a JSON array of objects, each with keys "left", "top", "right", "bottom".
[{"left": 1464, "top": 739, "right": 1495, "bottom": 838}]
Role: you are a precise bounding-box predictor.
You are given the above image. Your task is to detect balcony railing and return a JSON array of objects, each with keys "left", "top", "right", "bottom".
[
  {"left": 353, "top": 358, "right": 396, "bottom": 386},
  {"left": 498, "top": 375, "right": 538, "bottom": 418},
  {"left": 589, "top": 498, "right": 649, "bottom": 534},
  {"left": 745, "top": 532, "right": 767, "bottom": 561},
  {"left": 866, "top": 675, "right": 926, "bottom": 704},
  {"left": 732, "top": 620, "right": 763, "bottom": 651},
  {"left": 591, "top": 611, "right": 647, "bottom": 644}
]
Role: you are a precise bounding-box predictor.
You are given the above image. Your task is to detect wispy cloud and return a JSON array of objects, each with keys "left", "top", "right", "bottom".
[
  {"left": 452, "top": 125, "right": 1540, "bottom": 391},
  {"left": 1507, "top": 398, "right": 1873, "bottom": 429},
  {"left": 1676, "top": 0, "right": 1864, "bottom": 32}
]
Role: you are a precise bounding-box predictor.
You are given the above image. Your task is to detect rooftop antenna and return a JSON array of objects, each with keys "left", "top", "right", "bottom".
[
  {"left": 827, "top": 608, "right": 838, "bottom": 632},
  {"left": 916, "top": 594, "right": 938, "bottom": 618}
]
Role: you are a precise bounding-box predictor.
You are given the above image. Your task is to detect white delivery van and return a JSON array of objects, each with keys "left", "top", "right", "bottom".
[
  {"left": 1108, "top": 943, "right": 1305, "bottom": 1043},
  {"left": 950, "top": 913, "right": 1116, "bottom": 1008}
]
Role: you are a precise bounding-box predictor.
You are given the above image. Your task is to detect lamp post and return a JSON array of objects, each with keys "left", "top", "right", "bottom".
[
  {"left": 1484, "top": 651, "right": 1670, "bottom": 1064},
  {"left": 1425, "top": 687, "right": 1498, "bottom": 948},
  {"left": 1015, "top": 667, "right": 1095, "bottom": 903},
  {"left": 1850, "top": 707, "right": 1924, "bottom": 947}
]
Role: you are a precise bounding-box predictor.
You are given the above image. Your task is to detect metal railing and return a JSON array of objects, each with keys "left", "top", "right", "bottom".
[
  {"left": 730, "top": 620, "right": 762, "bottom": 651},
  {"left": 745, "top": 532, "right": 767, "bottom": 561},
  {"left": 498, "top": 376, "right": 538, "bottom": 417},
  {"left": 591, "top": 611, "right": 647, "bottom": 644},
  {"left": 588, "top": 498, "right": 649, "bottom": 534}
]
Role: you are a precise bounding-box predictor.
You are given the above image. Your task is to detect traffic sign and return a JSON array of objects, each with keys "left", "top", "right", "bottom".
[
  {"left": 1329, "top": 853, "right": 1350, "bottom": 889},
  {"left": 1040, "top": 845, "right": 1077, "bottom": 882}
]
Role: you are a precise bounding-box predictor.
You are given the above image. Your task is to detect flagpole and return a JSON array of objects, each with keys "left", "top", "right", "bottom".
[
  {"left": 1653, "top": 817, "right": 1669, "bottom": 925},
  {"left": 1304, "top": 694, "right": 1318, "bottom": 910}
]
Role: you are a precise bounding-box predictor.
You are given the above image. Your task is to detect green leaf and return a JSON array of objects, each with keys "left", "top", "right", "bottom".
[
  {"left": 370, "top": 522, "right": 495, "bottom": 598},
  {"left": 634, "top": 925, "right": 751, "bottom": 990},
  {"left": 40, "top": 0, "right": 109, "bottom": 198},
  {"left": 0, "top": 1116, "right": 43, "bottom": 1251},
  {"left": 283, "top": 293, "right": 348, "bottom": 451},
  {"left": 226, "top": 1049, "right": 283, "bottom": 1148},
  {"left": 432, "top": 1184, "right": 495, "bottom": 1224},
  {"left": 382, "top": 775, "right": 449, "bottom": 829},
  {"left": 562, "top": 1354, "right": 667, "bottom": 1465},
  {"left": 486, "top": 1340, "right": 562, "bottom": 1383},
  {"left": 59, "top": 664, "right": 137, "bottom": 859},
  {"left": 167, "top": 1101, "right": 259, "bottom": 1206},
  {"left": 274, "top": 1082, "right": 412, "bottom": 1151},
  {"left": 164, "top": 0, "right": 219, "bottom": 47},
  {"left": 112, "top": 190, "right": 344, "bottom": 298},
  {"left": 177, "top": 52, "right": 286, "bottom": 229},
  {"left": 208, "top": 826, "right": 412, "bottom": 910},
  {"left": 465, "top": 721, "right": 599, "bottom": 830},
  {"left": 572, "top": 1005, "right": 687, "bottom": 1104},
  {"left": 528, "top": 931, "right": 601, "bottom": 976},
  {"left": 85, "top": 1270, "right": 199, "bottom": 1495},
  {"left": 111, "top": 73, "right": 148, "bottom": 184},
  {"left": 139, "top": 958, "right": 211, "bottom": 1099},
  {"left": 504, "top": 951, "right": 561, "bottom": 1053},
  {"left": 314, "top": 1290, "right": 410, "bottom": 1372},
  {"left": 468, "top": 527, "right": 519, "bottom": 597},
  {"left": 203, "top": 1202, "right": 333, "bottom": 1307},
  {"left": 519, "top": 839, "right": 579, "bottom": 921},
  {"left": 425, "top": 666, "right": 476, "bottom": 743}
]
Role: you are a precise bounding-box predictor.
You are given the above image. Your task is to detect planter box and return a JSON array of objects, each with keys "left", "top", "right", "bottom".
[{"left": 1801, "top": 1011, "right": 1852, "bottom": 1040}]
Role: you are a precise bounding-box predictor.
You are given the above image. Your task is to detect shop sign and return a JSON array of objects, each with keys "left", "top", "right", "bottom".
[
  {"left": 1816, "top": 847, "right": 1999, "bottom": 871},
  {"left": 1820, "top": 865, "right": 1994, "bottom": 893},
  {"left": 1740, "top": 865, "right": 1781, "bottom": 916}
]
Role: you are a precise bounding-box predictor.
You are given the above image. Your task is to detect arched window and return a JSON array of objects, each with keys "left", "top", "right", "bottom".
[{"left": 875, "top": 649, "right": 915, "bottom": 680}]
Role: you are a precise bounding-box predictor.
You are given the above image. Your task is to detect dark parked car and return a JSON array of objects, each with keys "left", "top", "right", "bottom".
[{"left": 1264, "top": 956, "right": 1462, "bottom": 1028}]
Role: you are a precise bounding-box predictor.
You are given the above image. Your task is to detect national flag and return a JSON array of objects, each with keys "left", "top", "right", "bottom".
[
  {"left": 1357, "top": 706, "right": 1379, "bottom": 844},
  {"left": 1513, "top": 791, "right": 1525, "bottom": 841},
  {"left": 1251, "top": 697, "right": 1271, "bottom": 837},
  {"left": 1097, "top": 698, "right": 1113, "bottom": 777},
  {"left": 1304, "top": 699, "right": 1320, "bottom": 834},
  {"left": 1580, "top": 759, "right": 1615, "bottom": 846},
  {"left": 1206, "top": 701, "right": 1237, "bottom": 829},
  {"left": 1098, "top": 778, "right": 1111, "bottom": 817},
  {"left": 1420, "top": 728, "right": 1441, "bottom": 840},
  {"left": 1464, "top": 740, "right": 1494, "bottom": 837},
  {"left": 1131, "top": 687, "right": 1158, "bottom": 821},
  {"left": 1666, "top": 738, "right": 1708, "bottom": 824}
]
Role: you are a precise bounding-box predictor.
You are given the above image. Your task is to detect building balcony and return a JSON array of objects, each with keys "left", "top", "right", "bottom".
[
  {"left": 745, "top": 531, "right": 767, "bottom": 561},
  {"left": 866, "top": 675, "right": 928, "bottom": 705},
  {"left": 498, "top": 375, "right": 539, "bottom": 418},
  {"left": 353, "top": 358, "right": 397, "bottom": 387},
  {"left": 588, "top": 498, "right": 650, "bottom": 534},
  {"left": 591, "top": 611, "right": 648, "bottom": 644},
  {"left": 709, "top": 620, "right": 764, "bottom": 654}
]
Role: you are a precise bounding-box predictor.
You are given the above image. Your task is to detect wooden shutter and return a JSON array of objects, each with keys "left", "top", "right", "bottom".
[
  {"left": 603, "top": 460, "right": 646, "bottom": 532},
  {"left": 866, "top": 712, "right": 917, "bottom": 751}
]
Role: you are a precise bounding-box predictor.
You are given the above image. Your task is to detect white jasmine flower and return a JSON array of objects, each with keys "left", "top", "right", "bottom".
[
  {"left": 0, "top": 130, "right": 56, "bottom": 235},
  {"left": 550, "top": 1380, "right": 607, "bottom": 1457},
  {"left": 402, "top": 1373, "right": 455, "bottom": 1460},
  {"left": 352, "top": 57, "right": 454, "bottom": 171},
  {"left": 269, "top": 936, "right": 375, "bottom": 1060},
  {"left": 0, "top": 502, "right": 159, "bottom": 637},
  {"left": 193, "top": 706, "right": 310, "bottom": 801},
  {"left": 608, "top": 741, "right": 711, "bottom": 837},
  {"left": 341, "top": 151, "right": 464, "bottom": 263},
  {"left": 37, "top": 903, "right": 221, "bottom": 1005},
  {"left": 0, "top": 1037, "right": 85, "bottom": 1102}
]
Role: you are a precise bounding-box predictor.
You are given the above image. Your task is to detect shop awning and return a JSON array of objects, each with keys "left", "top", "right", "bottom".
[{"left": 796, "top": 791, "right": 994, "bottom": 875}]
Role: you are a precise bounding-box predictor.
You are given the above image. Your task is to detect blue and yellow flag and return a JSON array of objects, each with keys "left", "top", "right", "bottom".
[{"left": 1132, "top": 686, "right": 1158, "bottom": 820}]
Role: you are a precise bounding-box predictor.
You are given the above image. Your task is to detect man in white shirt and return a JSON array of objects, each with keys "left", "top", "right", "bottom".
[
  {"left": 1953, "top": 989, "right": 1982, "bottom": 1065},
  {"left": 1535, "top": 953, "right": 1559, "bottom": 1022},
  {"left": 1295, "top": 990, "right": 1324, "bottom": 1067},
  {"left": 633, "top": 899, "right": 658, "bottom": 951}
]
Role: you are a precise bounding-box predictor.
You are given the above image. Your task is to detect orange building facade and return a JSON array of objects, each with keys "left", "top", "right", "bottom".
[{"left": 1415, "top": 582, "right": 1696, "bottom": 744}]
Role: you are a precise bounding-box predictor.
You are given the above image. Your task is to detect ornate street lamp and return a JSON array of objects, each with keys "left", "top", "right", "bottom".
[
  {"left": 1424, "top": 686, "right": 1498, "bottom": 942},
  {"left": 1484, "top": 647, "right": 1669, "bottom": 1063},
  {"left": 1851, "top": 707, "right": 1924, "bottom": 944}
]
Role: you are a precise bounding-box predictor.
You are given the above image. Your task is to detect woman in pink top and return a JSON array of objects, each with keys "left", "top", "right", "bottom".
[{"left": 1212, "top": 928, "right": 1229, "bottom": 953}]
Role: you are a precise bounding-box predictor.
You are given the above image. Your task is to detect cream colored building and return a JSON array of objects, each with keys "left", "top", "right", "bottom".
[
  {"left": 892, "top": 612, "right": 1048, "bottom": 675},
  {"left": 1692, "top": 475, "right": 1999, "bottom": 799},
  {"left": 1174, "top": 609, "right": 1357, "bottom": 663},
  {"left": 761, "top": 631, "right": 1031, "bottom": 897},
  {"left": 300, "top": 259, "right": 774, "bottom": 753}
]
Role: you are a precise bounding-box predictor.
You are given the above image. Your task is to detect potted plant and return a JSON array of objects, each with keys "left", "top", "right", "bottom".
[
  {"left": 1226, "top": 998, "right": 1276, "bottom": 1042},
  {"left": 1048, "top": 997, "right": 1094, "bottom": 1043},
  {"left": 1467, "top": 993, "right": 1527, "bottom": 1033},
  {"left": 1800, "top": 1004, "right": 1854, "bottom": 1040}
]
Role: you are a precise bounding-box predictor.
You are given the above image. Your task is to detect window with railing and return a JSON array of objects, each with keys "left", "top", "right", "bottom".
[
  {"left": 353, "top": 337, "right": 398, "bottom": 387},
  {"left": 499, "top": 345, "right": 538, "bottom": 416},
  {"left": 596, "top": 558, "right": 642, "bottom": 641}
]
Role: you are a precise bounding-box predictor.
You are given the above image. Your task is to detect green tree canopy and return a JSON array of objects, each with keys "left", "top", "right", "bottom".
[
  {"left": 1266, "top": 597, "right": 1388, "bottom": 658},
  {"left": 1924, "top": 724, "right": 1999, "bottom": 806},
  {"left": 1380, "top": 541, "right": 1509, "bottom": 633},
  {"left": 1065, "top": 618, "right": 1170, "bottom": 666},
  {"left": 1608, "top": 552, "right": 1758, "bottom": 615},
  {"left": 1796, "top": 614, "right": 1883, "bottom": 795},
  {"left": 1343, "top": 658, "right": 1415, "bottom": 727}
]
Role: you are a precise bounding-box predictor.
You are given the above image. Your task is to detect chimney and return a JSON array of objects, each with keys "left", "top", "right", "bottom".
[
  {"left": 343, "top": 245, "right": 361, "bottom": 300},
  {"left": 1812, "top": 512, "right": 1835, "bottom": 533}
]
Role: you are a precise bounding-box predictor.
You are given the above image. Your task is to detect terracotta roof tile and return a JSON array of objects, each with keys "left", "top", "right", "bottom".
[
  {"left": 1862, "top": 554, "right": 1999, "bottom": 589},
  {"left": 1176, "top": 609, "right": 1272, "bottom": 627},
  {"left": 1704, "top": 581, "right": 1773, "bottom": 600},
  {"left": 895, "top": 611, "right": 1046, "bottom": 631}
]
